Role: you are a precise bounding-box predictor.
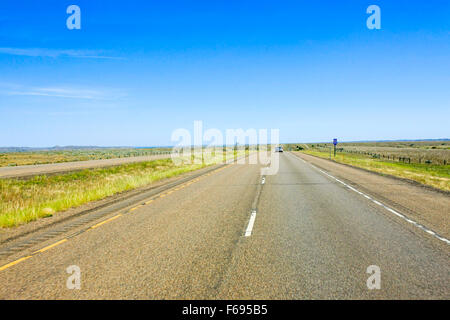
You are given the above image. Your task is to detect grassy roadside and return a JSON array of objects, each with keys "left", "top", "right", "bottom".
[
  {"left": 0, "top": 148, "right": 172, "bottom": 167},
  {"left": 0, "top": 158, "right": 210, "bottom": 228},
  {"left": 0, "top": 150, "right": 250, "bottom": 228},
  {"left": 300, "top": 150, "right": 450, "bottom": 192}
]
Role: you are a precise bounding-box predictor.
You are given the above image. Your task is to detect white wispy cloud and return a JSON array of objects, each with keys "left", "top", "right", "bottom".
[
  {"left": 0, "top": 47, "right": 124, "bottom": 60},
  {"left": 1, "top": 84, "right": 126, "bottom": 100}
]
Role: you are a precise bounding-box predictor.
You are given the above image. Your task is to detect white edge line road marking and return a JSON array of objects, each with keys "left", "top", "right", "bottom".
[
  {"left": 288, "top": 152, "right": 450, "bottom": 245},
  {"left": 245, "top": 210, "right": 257, "bottom": 237}
]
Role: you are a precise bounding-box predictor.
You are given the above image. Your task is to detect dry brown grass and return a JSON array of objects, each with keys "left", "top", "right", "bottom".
[
  {"left": 302, "top": 150, "right": 450, "bottom": 191},
  {"left": 0, "top": 148, "right": 171, "bottom": 167}
]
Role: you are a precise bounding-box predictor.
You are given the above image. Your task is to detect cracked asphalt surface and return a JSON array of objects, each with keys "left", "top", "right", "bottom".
[{"left": 0, "top": 153, "right": 448, "bottom": 299}]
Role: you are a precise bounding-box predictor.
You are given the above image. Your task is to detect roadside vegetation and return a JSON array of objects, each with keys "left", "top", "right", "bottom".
[
  {"left": 0, "top": 147, "right": 172, "bottom": 167},
  {"left": 286, "top": 140, "right": 450, "bottom": 165},
  {"left": 0, "top": 149, "right": 247, "bottom": 228},
  {"left": 292, "top": 141, "right": 449, "bottom": 192},
  {"left": 0, "top": 159, "right": 201, "bottom": 228}
]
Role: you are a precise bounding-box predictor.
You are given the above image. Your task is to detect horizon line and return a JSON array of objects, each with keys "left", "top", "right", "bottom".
[{"left": 1, "top": 138, "right": 449, "bottom": 150}]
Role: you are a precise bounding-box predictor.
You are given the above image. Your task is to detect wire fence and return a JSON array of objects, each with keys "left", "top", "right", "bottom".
[{"left": 307, "top": 146, "right": 449, "bottom": 165}]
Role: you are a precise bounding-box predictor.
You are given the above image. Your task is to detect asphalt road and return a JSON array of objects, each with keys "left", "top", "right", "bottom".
[{"left": 0, "top": 152, "right": 448, "bottom": 299}]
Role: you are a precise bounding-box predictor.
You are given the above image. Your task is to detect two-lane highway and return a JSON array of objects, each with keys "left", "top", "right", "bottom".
[
  {"left": 218, "top": 152, "right": 449, "bottom": 299},
  {"left": 0, "top": 153, "right": 448, "bottom": 299}
]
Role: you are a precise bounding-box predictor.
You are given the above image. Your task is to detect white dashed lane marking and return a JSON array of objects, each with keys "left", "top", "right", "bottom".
[{"left": 245, "top": 210, "right": 257, "bottom": 237}]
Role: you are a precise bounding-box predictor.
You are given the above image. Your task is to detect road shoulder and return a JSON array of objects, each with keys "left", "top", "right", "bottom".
[
  {"left": 0, "top": 163, "right": 223, "bottom": 246},
  {"left": 291, "top": 152, "right": 450, "bottom": 241}
]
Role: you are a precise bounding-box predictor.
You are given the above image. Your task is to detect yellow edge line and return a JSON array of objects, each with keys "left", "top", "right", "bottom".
[
  {"left": 90, "top": 214, "right": 122, "bottom": 229},
  {"left": 129, "top": 205, "right": 143, "bottom": 212},
  {"left": 0, "top": 256, "right": 32, "bottom": 272},
  {"left": 0, "top": 165, "right": 229, "bottom": 273},
  {"left": 33, "top": 239, "right": 68, "bottom": 254}
]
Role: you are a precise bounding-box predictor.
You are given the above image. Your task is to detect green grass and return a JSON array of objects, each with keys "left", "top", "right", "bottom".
[
  {"left": 285, "top": 140, "right": 449, "bottom": 165},
  {"left": 0, "top": 150, "right": 249, "bottom": 228},
  {"left": 0, "top": 159, "right": 207, "bottom": 228},
  {"left": 0, "top": 148, "right": 172, "bottom": 167},
  {"left": 301, "top": 150, "right": 450, "bottom": 192}
]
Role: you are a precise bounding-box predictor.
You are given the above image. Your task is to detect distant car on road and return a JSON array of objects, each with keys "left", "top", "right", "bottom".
[{"left": 275, "top": 146, "right": 283, "bottom": 152}]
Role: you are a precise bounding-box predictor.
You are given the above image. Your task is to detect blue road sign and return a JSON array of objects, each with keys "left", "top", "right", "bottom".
[{"left": 333, "top": 139, "right": 338, "bottom": 145}]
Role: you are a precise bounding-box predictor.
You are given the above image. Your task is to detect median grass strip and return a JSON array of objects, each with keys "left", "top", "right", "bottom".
[
  {"left": 301, "top": 150, "right": 450, "bottom": 192},
  {"left": 0, "top": 159, "right": 207, "bottom": 228},
  {"left": 0, "top": 147, "right": 172, "bottom": 167}
]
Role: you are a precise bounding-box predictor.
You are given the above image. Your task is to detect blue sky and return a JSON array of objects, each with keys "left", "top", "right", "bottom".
[{"left": 0, "top": 0, "right": 449, "bottom": 147}]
